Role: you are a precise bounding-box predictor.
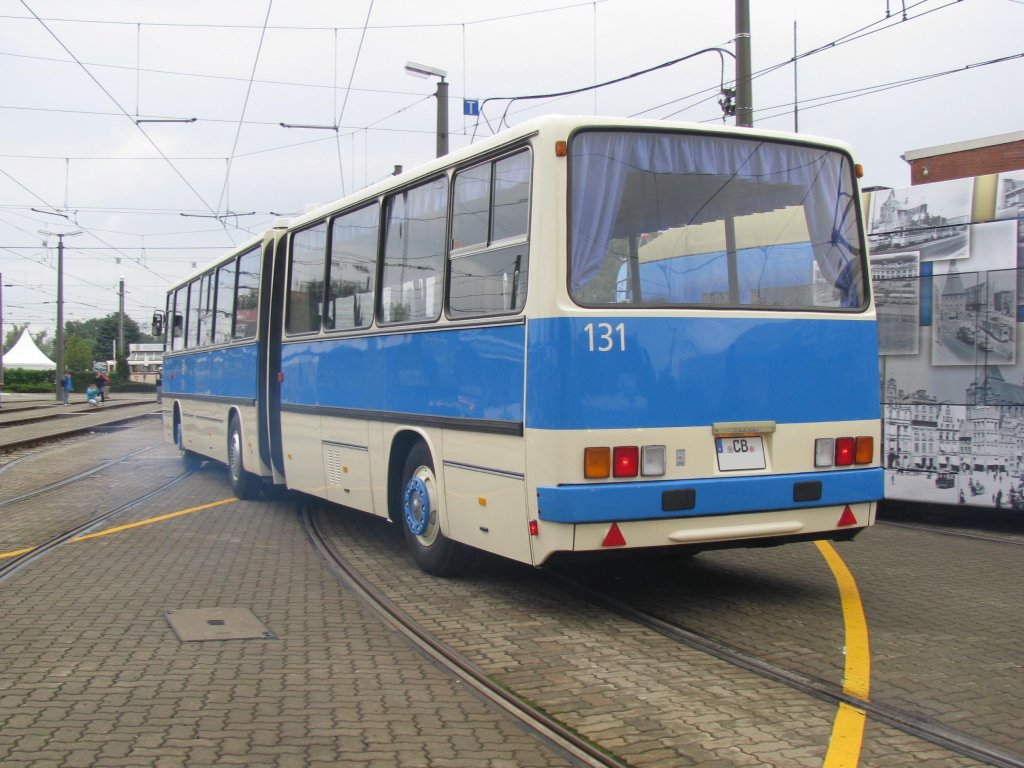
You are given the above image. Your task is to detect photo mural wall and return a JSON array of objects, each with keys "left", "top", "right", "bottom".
[{"left": 868, "top": 169, "right": 1024, "bottom": 510}]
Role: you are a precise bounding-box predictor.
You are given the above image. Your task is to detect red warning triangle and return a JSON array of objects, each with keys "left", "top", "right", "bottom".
[
  {"left": 602, "top": 522, "right": 627, "bottom": 547},
  {"left": 837, "top": 505, "right": 858, "bottom": 527}
]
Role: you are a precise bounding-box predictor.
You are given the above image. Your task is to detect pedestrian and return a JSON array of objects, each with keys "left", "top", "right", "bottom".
[
  {"left": 94, "top": 371, "right": 106, "bottom": 402},
  {"left": 61, "top": 369, "right": 73, "bottom": 405},
  {"left": 102, "top": 371, "right": 111, "bottom": 401},
  {"left": 85, "top": 383, "right": 100, "bottom": 407}
]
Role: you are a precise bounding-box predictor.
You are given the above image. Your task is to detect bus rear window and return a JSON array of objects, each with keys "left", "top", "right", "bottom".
[{"left": 568, "top": 130, "right": 866, "bottom": 310}]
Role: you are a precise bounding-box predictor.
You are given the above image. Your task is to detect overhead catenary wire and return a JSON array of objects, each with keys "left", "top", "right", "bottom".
[{"left": 214, "top": 0, "right": 274, "bottom": 234}]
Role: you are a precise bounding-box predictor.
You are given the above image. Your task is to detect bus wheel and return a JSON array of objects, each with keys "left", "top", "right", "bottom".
[
  {"left": 400, "top": 443, "right": 467, "bottom": 577},
  {"left": 175, "top": 418, "right": 202, "bottom": 471},
  {"left": 228, "top": 416, "right": 257, "bottom": 499}
]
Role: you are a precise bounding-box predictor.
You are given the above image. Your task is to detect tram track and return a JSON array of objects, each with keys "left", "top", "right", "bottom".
[
  {"left": 310, "top": 501, "right": 1021, "bottom": 768},
  {"left": 299, "top": 502, "right": 629, "bottom": 768},
  {"left": 0, "top": 469, "right": 193, "bottom": 582},
  {"left": 0, "top": 445, "right": 157, "bottom": 508},
  {"left": 545, "top": 569, "right": 1024, "bottom": 768},
  {"left": 879, "top": 519, "right": 1024, "bottom": 547}
]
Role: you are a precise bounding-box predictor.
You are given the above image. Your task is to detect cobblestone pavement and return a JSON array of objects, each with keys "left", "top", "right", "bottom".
[
  {"left": 0, "top": 425, "right": 576, "bottom": 767},
  {"left": 0, "top": 421, "right": 1008, "bottom": 766},
  {"left": 321, "top": 507, "right": 987, "bottom": 767}
]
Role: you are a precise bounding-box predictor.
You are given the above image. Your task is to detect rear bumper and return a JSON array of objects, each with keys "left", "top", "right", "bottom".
[{"left": 536, "top": 467, "right": 883, "bottom": 524}]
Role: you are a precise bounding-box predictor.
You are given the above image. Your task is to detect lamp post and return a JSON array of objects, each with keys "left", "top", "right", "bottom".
[
  {"left": 118, "top": 275, "right": 125, "bottom": 371},
  {"left": 40, "top": 229, "right": 82, "bottom": 401},
  {"left": 405, "top": 61, "right": 448, "bottom": 158}
]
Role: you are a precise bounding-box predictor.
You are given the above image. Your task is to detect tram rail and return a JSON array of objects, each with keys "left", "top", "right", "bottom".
[
  {"left": 0, "top": 470, "right": 193, "bottom": 583},
  {"left": 300, "top": 501, "right": 629, "bottom": 768},
  {"left": 879, "top": 519, "right": 1024, "bottom": 547},
  {"left": 544, "top": 569, "right": 1024, "bottom": 768}
]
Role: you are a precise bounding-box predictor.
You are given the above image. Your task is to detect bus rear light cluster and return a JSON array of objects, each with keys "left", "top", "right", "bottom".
[
  {"left": 815, "top": 436, "right": 873, "bottom": 467},
  {"left": 585, "top": 445, "right": 666, "bottom": 479}
]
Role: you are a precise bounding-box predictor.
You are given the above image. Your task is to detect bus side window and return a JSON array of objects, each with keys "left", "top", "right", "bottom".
[
  {"left": 235, "top": 249, "right": 259, "bottom": 340},
  {"left": 381, "top": 177, "right": 448, "bottom": 324},
  {"left": 170, "top": 286, "right": 187, "bottom": 351},
  {"left": 286, "top": 222, "right": 329, "bottom": 335},
  {"left": 327, "top": 203, "right": 379, "bottom": 331},
  {"left": 449, "top": 149, "right": 531, "bottom": 318},
  {"left": 213, "top": 256, "right": 238, "bottom": 344},
  {"left": 185, "top": 279, "right": 200, "bottom": 349}
]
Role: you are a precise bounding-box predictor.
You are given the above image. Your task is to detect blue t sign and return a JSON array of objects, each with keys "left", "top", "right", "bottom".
[{"left": 463, "top": 99, "right": 480, "bottom": 117}]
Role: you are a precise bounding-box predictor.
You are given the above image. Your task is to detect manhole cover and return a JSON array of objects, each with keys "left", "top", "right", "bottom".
[{"left": 164, "top": 607, "right": 274, "bottom": 641}]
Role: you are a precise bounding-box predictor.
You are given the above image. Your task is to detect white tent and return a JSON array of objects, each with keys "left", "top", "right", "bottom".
[{"left": 2, "top": 329, "right": 56, "bottom": 370}]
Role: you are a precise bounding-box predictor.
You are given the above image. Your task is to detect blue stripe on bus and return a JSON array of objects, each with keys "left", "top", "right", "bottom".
[
  {"left": 280, "top": 325, "right": 526, "bottom": 422},
  {"left": 525, "top": 316, "right": 880, "bottom": 430},
  {"left": 536, "top": 467, "right": 884, "bottom": 524},
  {"left": 162, "top": 344, "right": 258, "bottom": 399}
]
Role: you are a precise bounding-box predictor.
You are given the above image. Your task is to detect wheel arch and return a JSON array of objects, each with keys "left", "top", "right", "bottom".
[
  {"left": 387, "top": 428, "right": 438, "bottom": 525},
  {"left": 225, "top": 406, "right": 244, "bottom": 449},
  {"left": 172, "top": 401, "right": 184, "bottom": 444}
]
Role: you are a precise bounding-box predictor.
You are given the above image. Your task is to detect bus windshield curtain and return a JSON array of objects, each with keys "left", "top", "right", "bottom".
[{"left": 569, "top": 131, "right": 862, "bottom": 306}]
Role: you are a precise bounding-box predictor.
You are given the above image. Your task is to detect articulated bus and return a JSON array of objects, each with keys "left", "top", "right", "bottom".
[{"left": 157, "top": 115, "right": 883, "bottom": 575}]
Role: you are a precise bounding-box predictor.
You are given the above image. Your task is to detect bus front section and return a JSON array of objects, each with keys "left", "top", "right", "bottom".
[{"left": 525, "top": 123, "right": 882, "bottom": 564}]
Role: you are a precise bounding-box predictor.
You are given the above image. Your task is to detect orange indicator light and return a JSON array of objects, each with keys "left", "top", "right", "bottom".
[
  {"left": 584, "top": 447, "right": 611, "bottom": 478},
  {"left": 854, "top": 436, "right": 874, "bottom": 465}
]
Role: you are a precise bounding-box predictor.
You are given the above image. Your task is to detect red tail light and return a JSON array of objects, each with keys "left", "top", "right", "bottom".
[
  {"left": 835, "top": 437, "right": 855, "bottom": 466},
  {"left": 613, "top": 446, "right": 639, "bottom": 477}
]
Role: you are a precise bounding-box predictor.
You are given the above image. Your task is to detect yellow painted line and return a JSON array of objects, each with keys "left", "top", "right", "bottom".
[
  {"left": 826, "top": 703, "right": 868, "bottom": 767},
  {"left": 0, "top": 497, "right": 238, "bottom": 559},
  {"left": 816, "top": 539, "right": 871, "bottom": 768},
  {"left": 0, "top": 546, "right": 35, "bottom": 560},
  {"left": 70, "top": 497, "right": 239, "bottom": 542}
]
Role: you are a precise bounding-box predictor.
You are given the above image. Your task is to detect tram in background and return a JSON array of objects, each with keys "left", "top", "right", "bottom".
[{"left": 156, "top": 115, "right": 883, "bottom": 576}]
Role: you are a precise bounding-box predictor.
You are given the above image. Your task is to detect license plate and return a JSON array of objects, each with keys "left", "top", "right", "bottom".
[{"left": 715, "top": 436, "right": 766, "bottom": 471}]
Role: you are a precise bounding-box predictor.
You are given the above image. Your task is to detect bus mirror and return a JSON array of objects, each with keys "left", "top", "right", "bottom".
[{"left": 152, "top": 311, "right": 164, "bottom": 337}]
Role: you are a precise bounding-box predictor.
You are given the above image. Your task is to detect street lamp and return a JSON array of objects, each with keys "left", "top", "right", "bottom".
[
  {"left": 39, "top": 229, "right": 82, "bottom": 401},
  {"left": 405, "top": 61, "right": 448, "bottom": 158}
]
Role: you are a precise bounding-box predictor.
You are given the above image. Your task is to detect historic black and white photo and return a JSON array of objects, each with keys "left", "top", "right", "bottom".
[
  {"left": 868, "top": 178, "right": 973, "bottom": 261},
  {"left": 872, "top": 252, "right": 920, "bottom": 355},
  {"left": 931, "top": 266, "right": 1016, "bottom": 366},
  {"left": 995, "top": 170, "right": 1024, "bottom": 220}
]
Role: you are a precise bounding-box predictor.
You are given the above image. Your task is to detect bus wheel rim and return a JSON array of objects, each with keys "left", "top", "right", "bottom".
[
  {"left": 403, "top": 474, "right": 431, "bottom": 537},
  {"left": 230, "top": 429, "right": 242, "bottom": 479}
]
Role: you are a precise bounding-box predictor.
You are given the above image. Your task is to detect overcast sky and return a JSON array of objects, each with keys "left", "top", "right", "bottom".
[{"left": 1, "top": 0, "right": 1021, "bottom": 343}]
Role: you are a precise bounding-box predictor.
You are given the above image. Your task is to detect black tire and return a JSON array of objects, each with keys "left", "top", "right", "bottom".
[
  {"left": 175, "top": 418, "right": 202, "bottom": 471},
  {"left": 399, "top": 442, "right": 468, "bottom": 577},
  {"left": 228, "top": 415, "right": 257, "bottom": 499}
]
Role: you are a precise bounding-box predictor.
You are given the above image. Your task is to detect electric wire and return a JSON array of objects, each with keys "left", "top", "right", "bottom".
[{"left": 214, "top": 0, "right": 274, "bottom": 226}]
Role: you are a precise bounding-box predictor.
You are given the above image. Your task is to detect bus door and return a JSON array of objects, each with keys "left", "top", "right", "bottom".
[{"left": 258, "top": 231, "right": 288, "bottom": 483}]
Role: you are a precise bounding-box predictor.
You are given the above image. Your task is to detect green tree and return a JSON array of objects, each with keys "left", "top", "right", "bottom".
[
  {"left": 63, "top": 334, "right": 94, "bottom": 372},
  {"left": 65, "top": 313, "right": 145, "bottom": 362}
]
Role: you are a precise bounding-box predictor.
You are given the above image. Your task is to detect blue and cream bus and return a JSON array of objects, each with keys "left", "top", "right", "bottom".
[{"left": 158, "top": 115, "right": 882, "bottom": 575}]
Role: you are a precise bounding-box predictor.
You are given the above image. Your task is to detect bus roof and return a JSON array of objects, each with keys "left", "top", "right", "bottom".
[
  {"left": 166, "top": 115, "right": 856, "bottom": 293},
  {"left": 286, "top": 114, "right": 856, "bottom": 231}
]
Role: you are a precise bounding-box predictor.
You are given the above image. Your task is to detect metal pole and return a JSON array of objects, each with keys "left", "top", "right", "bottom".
[
  {"left": 735, "top": 0, "right": 753, "bottom": 128},
  {"left": 436, "top": 78, "right": 449, "bottom": 158},
  {"left": 793, "top": 20, "right": 799, "bottom": 133},
  {"left": 118, "top": 276, "right": 125, "bottom": 370},
  {"left": 39, "top": 229, "right": 81, "bottom": 401},
  {"left": 55, "top": 235, "right": 65, "bottom": 401}
]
